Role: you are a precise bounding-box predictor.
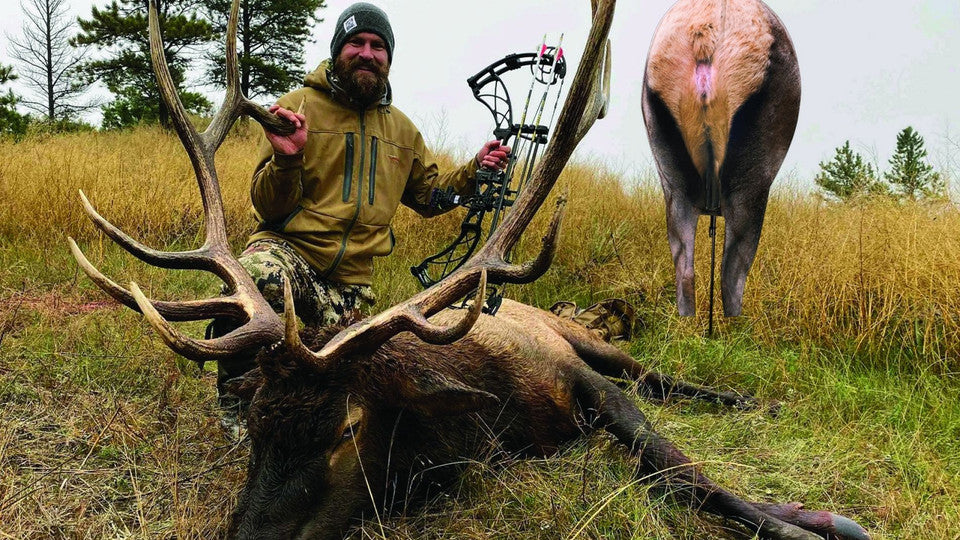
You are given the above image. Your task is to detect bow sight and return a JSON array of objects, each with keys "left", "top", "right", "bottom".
[{"left": 411, "top": 41, "right": 567, "bottom": 314}]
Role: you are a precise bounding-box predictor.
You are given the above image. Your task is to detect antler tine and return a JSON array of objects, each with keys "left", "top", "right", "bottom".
[
  {"left": 66, "top": 0, "right": 287, "bottom": 362},
  {"left": 404, "top": 272, "right": 486, "bottom": 345},
  {"left": 202, "top": 0, "right": 244, "bottom": 148},
  {"left": 473, "top": 196, "right": 567, "bottom": 285},
  {"left": 302, "top": 270, "right": 489, "bottom": 368},
  {"left": 305, "top": 0, "right": 616, "bottom": 366},
  {"left": 69, "top": 238, "right": 247, "bottom": 321},
  {"left": 204, "top": 0, "right": 296, "bottom": 150},
  {"left": 283, "top": 279, "right": 303, "bottom": 350},
  {"left": 77, "top": 190, "right": 219, "bottom": 272},
  {"left": 574, "top": 39, "right": 612, "bottom": 145},
  {"left": 129, "top": 282, "right": 280, "bottom": 360}
]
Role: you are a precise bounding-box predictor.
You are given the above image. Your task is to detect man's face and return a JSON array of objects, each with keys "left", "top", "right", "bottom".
[{"left": 333, "top": 32, "right": 390, "bottom": 106}]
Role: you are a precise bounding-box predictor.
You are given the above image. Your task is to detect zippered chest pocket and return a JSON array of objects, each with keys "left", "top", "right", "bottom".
[
  {"left": 342, "top": 132, "right": 355, "bottom": 202},
  {"left": 368, "top": 136, "right": 378, "bottom": 205}
]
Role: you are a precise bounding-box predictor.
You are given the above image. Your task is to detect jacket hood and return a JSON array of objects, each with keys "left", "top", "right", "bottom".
[{"left": 304, "top": 59, "right": 393, "bottom": 109}]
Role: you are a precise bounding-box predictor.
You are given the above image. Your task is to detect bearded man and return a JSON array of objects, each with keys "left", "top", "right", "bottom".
[{"left": 212, "top": 2, "right": 509, "bottom": 436}]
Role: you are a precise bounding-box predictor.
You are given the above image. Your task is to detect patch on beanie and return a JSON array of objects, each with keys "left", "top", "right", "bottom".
[{"left": 343, "top": 15, "right": 357, "bottom": 33}]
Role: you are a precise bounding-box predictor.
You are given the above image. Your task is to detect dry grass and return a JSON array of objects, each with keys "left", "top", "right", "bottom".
[
  {"left": 0, "top": 126, "right": 958, "bottom": 539},
  {"left": 4, "top": 126, "right": 957, "bottom": 367}
]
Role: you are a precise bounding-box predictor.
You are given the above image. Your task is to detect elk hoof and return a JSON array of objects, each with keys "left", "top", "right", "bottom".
[{"left": 829, "top": 513, "right": 871, "bottom": 540}]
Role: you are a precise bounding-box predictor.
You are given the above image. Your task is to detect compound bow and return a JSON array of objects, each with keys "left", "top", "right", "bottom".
[{"left": 410, "top": 40, "right": 567, "bottom": 313}]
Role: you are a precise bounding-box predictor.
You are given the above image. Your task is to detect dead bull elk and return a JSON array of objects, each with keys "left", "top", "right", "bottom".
[
  {"left": 68, "top": 0, "right": 868, "bottom": 538},
  {"left": 643, "top": 0, "right": 801, "bottom": 317}
]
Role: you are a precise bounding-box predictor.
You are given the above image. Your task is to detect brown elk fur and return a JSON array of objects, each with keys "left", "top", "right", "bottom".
[
  {"left": 225, "top": 301, "right": 869, "bottom": 540},
  {"left": 647, "top": 0, "right": 773, "bottom": 182}
]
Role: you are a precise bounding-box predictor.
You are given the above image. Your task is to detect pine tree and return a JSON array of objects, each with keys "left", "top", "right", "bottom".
[
  {"left": 815, "top": 141, "right": 888, "bottom": 201},
  {"left": 201, "top": 0, "right": 326, "bottom": 101},
  {"left": 0, "top": 65, "right": 32, "bottom": 139},
  {"left": 73, "top": 0, "right": 215, "bottom": 128},
  {"left": 884, "top": 126, "right": 944, "bottom": 201}
]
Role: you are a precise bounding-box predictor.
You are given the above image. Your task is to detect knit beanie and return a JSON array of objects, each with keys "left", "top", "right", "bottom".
[{"left": 330, "top": 3, "right": 395, "bottom": 62}]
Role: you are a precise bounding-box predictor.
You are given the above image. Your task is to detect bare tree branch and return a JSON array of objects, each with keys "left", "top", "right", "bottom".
[{"left": 7, "top": 0, "right": 93, "bottom": 120}]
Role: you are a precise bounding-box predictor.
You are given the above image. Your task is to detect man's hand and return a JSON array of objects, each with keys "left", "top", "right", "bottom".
[
  {"left": 265, "top": 104, "right": 308, "bottom": 155},
  {"left": 476, "top": 140, "right": 511, "bottom": 170}
]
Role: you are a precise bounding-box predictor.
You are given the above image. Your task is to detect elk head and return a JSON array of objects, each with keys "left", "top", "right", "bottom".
[
  {"left": 69, "top": 0, "right": 614, "bottom": 537},
  {"left": 223, "top": 286, "right": 513, "bottom": 538}
]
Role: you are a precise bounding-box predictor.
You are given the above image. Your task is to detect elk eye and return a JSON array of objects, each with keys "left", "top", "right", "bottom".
[{"left": 339, "top": 422, "right": 360, "bottom": 444}]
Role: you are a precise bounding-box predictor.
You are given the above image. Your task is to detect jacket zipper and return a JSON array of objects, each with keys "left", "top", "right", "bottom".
[
  {"left": 325, "top": 110, "right": 366, "bottom": 279},
  {"left": 342, "top": 133, "right": 354, "bottom": 202},
  {"left": 368, "top": 136, "right": 378, "bottom": 205}
]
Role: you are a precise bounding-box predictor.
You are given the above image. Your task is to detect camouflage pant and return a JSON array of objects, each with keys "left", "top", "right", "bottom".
[
  {"left": 238, "top": 239, "right": 375, "bottom": 327},
  {"left": 211, "top": 239, "right": 375, "bottom": 387}
]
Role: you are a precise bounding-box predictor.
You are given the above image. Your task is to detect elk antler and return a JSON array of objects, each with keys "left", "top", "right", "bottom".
[
  {"left": 68, "top": 0, "right": 293, "bottom": 361},
  {"left": 574, "top": 26, "right": 611, "bottom": 144},
  {"left": 294, "top": 0, "right": 617, "bottom": 369}
]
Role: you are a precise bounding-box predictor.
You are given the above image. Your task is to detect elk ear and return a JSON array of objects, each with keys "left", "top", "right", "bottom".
[
  {"left": 391, "top": 367, "right": 500, "bottom": 417},
  {"left": 221, "top": 367, "right": 264, "bottom": 402}
]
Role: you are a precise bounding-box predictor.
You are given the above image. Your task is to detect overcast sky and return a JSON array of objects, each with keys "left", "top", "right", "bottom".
[{"left": 2, "top": 0, "right": 958, "bottom": 184}]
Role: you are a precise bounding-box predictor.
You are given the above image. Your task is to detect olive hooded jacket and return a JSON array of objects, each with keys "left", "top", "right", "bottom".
[{"left": 248, "top": 60, "right": 477, "bottom": 285}]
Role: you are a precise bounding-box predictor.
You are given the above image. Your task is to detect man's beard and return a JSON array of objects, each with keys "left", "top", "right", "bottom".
[{"left": 332, "top": 56, "right": 389, "bottom": 106}]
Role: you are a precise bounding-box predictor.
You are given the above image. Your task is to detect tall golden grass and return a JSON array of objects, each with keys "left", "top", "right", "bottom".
[
  {"left": 2, "top": 126, "right": 957, "bottom": 368},
  {"left": 0, "top": 125, "right": 258, "bottom": 247}
]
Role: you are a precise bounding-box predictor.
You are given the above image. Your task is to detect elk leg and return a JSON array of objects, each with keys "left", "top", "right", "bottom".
[
  {"left": 718, "top": 185, "right": 769, "bottom": 317},
  {"left": 574, "top": 370, "right": 824, "bottom": 540},
  {"left": 716, "top": 12, "right": 801, "bottom": 318},
  {"left": 665, "top": 193, "right": 700, "bottom": 316},
  {"left": 642, "top": 80, "right": 704, "bottom": 317},
  {"left": 753, "top": 503, "right": 870, "bottom": 540},
  {"left": 559, "top": 331, "right": 760, "bottom": 410}
]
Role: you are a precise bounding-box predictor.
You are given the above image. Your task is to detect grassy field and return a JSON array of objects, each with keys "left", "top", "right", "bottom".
[{"left": 0, "top": 126, "right": 958, "bottom": 539}]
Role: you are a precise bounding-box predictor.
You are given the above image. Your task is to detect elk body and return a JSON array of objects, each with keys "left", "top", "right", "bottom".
[
  {"left": 642, "top": 0, "right": 801, "bottom": 316},
  {"left": 68, "top": 0, "right": 868, "bottom": 538},
  {"left": 229, "top": 299, "right": 869, "bottom": 540}
]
